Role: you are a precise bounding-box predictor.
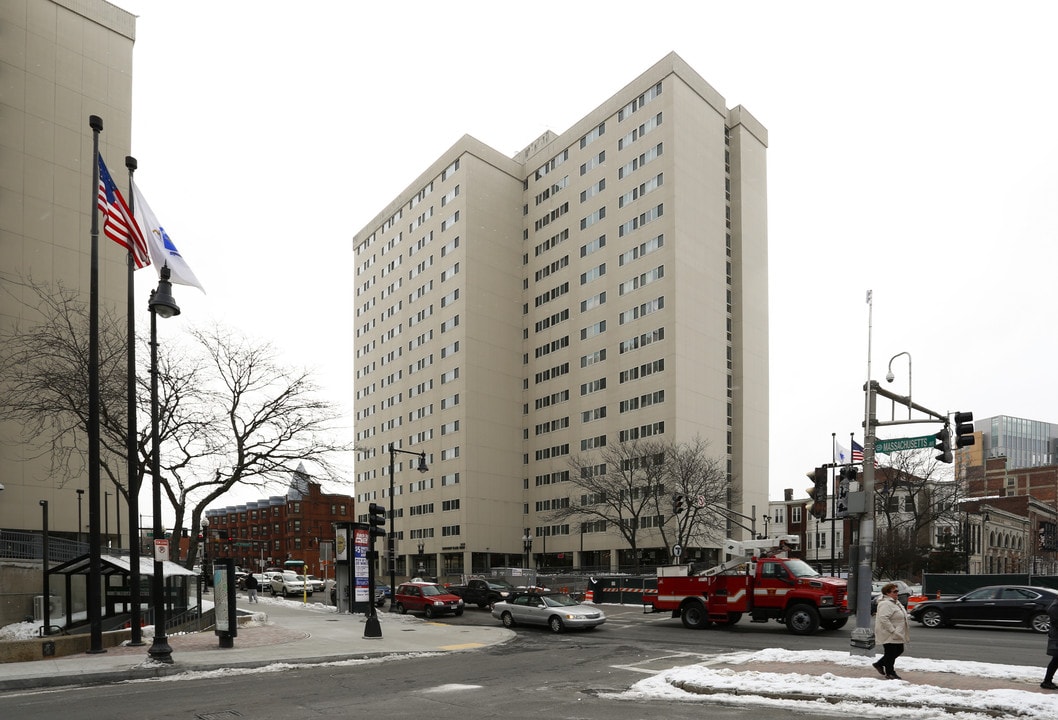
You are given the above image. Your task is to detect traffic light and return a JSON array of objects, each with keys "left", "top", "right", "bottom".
[
  {"left": 954, "top": 411, "right": 975, "bottom": 448},
  {"left": 672, "top": 494, "right": 685, "bottom": 514},
  {"left": 806, "top": 466, "right": 828, "bottom": 520},
  {"left": 935, "top": 426, "right": 953, "bottom": 463},
  {"left": 368, "top": 502, "right": 387, "bottom": 540}
]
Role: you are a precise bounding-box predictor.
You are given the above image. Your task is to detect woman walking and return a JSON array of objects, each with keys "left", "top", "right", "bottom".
[
  {"left": 872, "top": 582, "right": 910, "bottom": 680},
  {"left": 1041, "top": 597, "right": 1058, "bottom": 690}
]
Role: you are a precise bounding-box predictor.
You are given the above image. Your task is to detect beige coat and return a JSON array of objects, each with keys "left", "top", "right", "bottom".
[{"left": 875, "top": 595, "right": 910, "bottom": 644}]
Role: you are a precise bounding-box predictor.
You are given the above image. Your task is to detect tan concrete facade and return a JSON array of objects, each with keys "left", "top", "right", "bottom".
[
  {"left": 352, "top": 53, "right": 769, "bottom": 577},
  {"left": 0, "top": 0, "right": 136, "bottom": 534}
]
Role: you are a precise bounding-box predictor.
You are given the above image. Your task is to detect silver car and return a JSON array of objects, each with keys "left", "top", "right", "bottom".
[{"left": 491, "top": 591, "right": 606, "bottom": 633}]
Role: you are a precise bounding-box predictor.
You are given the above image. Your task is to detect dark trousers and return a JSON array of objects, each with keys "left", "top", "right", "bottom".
[
  {"left": 1045, "top": 655, "right": 1058, "bottom": 683},
  {"left": 879, "top": 643, "right": 905, "bottom": 674}
]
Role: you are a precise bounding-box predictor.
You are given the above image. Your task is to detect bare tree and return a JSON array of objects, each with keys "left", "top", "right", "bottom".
[
  {"left": 0, "top": 276, "right": 352, "bottom": 568},
  {"left": 162, "top": 324, "right": 353, "bottom": 566},
  {"left": 873, "top": 450, "right": 962, "bottom": 580},
  {"left": 652, "top": 437, "right": 732, "bottom": 560},
  {"left": 550, "top": 437, "right": 730, "bottom": 571},
  {"left": 553, "top": 439, "right": 667, "bottom": 572},
  {"left": 0, "top": 276, "right": 131, "bottom": 494}
]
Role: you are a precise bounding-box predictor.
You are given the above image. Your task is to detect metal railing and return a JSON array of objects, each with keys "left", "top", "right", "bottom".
[{"left": 0, "top": 530, "right": 129, "bottom": 563}]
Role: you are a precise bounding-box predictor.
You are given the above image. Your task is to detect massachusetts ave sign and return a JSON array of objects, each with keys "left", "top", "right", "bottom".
[{"left": 875, "top": 434, "right": 935, "bottom": 453}]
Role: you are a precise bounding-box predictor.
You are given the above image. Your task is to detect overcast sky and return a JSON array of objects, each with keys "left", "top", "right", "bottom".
[{"left": 112, "top": 1, "right": 1058, "bottom": 502}]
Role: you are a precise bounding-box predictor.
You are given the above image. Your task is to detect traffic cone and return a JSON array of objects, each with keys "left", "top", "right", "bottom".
[{"left": 584, "top": 588, "right": 594, "bottom": 603}]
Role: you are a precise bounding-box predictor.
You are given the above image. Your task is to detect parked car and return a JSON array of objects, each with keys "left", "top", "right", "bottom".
[
  {"left": 393, "top": 582, "right": 464, "bottom": 618},
  {"left": 268, "top": 571, "right": 312, "bottom": 597},
  {"left": 909, "top": 585, "right": 1058, "bottom": 633},
  {"left": 870, "top": 580, "right": 912, "bottom": 613},
  {"left": 305, "top": 575, "right": 326, "bottom": 593},
  {"left": 491, "top": 590, "right": 606, "bottom": 633}
]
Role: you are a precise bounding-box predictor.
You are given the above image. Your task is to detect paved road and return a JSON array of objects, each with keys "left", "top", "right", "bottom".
[{"left": 0, "top": 598, "right": 1050, "bottom": 720}]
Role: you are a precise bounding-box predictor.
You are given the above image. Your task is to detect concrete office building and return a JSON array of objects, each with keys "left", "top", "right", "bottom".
[
  {"left": 352, "top": 53, "right": 768, "bottom": 579},
  {"left": 0, "top": 0, "right": 137, "bottom": 539}
]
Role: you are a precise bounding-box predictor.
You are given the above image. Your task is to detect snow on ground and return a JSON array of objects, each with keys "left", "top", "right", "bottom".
[{"left": 612, "top": 649, "right": 1058, "bottom": 720}]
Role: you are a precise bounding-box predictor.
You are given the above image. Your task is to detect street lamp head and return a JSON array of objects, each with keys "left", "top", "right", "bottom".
[
  {"left": 202, "top": 517, "right": 209, "bottom": 529},
  {"left": 39, "top": 499, "right": 46, "bottom": 507},
  {"left": 148, "top": 264, "right": 181, "bottom": 319},
  {"left": 76, "top": 488, "right": 84, "bottom": 496},
  {"left": 416, "top": 453, "right": 428, "bottom": 473}
]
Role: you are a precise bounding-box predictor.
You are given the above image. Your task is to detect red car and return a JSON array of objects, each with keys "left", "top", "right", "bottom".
[{"left": 393, "top": 582, "right": 465, "bottom": 618}]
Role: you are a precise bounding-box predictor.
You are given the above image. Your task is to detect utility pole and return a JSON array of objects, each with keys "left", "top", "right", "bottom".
[{"left": 849, "top": 378, "right": 954, "bottom": 657}]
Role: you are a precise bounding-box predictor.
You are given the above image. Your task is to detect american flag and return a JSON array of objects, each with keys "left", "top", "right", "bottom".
[
  {"left": 852, "top": 439, "right": 879, "bottom": 467},
  {"left": 97, "top": 156, "right": 150, "bottom": 268}
]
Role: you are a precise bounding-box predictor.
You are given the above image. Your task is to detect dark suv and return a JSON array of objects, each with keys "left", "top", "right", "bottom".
[{"left": 393, "top": 582, "right": 465, "bottom": 618}]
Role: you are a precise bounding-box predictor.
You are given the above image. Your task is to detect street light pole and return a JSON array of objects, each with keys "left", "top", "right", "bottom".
[
  {"left": 387, "top": 443, "right": 428, "bottom": 608},
  {"left": 201, "top": 518, "right": 210, "bottom": 587},
  {"left": 147, "top": 265, "right": 180, "bottom": 664},
  {"left": 886, "top": 351, "right": 912, "bottom": 420}
]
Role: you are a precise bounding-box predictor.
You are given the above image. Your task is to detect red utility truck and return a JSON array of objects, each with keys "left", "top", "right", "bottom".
[{"left": 643, "top": 535, "right": 849, "bottom": 635}]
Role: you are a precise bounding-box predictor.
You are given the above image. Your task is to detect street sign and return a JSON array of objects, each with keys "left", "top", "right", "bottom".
[
  {"left": 875, "top": 434, "right": 935, "bottom": 453},
  {"left": 672, "top": 544, "right": 682, "bottom": 557}
]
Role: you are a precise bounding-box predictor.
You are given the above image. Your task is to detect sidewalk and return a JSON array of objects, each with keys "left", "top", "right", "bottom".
[{"left": 0, "top": 594, "right": 514, "bottom": 692}]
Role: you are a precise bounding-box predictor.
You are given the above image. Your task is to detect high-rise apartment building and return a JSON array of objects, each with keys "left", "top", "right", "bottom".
[
  {"left": 0, "top": 0, "right": 137, "bottom": 536},
  {"left": 352, "top": 53, "right": 768, "bottom": 579}
]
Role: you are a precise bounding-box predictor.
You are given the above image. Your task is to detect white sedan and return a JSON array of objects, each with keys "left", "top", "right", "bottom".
[{"left": 491, "top": 591, "right": 606, "bottom": 633}]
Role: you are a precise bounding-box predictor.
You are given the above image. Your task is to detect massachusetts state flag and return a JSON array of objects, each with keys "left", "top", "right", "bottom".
[
  {"left": 131, "top": 180, "right": 205, "bottom": 292},
  {"left": 97, "top": 156, "right": 150, "bottom": 268}
]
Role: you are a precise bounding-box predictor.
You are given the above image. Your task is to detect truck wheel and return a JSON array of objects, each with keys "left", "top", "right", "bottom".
[
  {"left": 477, "top": 602, "right": 489, "bottom": 609},
  {"left": 680, "top": 601, "right": 710, "bottom": 629},
  {"left": 716, "top": 612, "right": 742, "bottom": 626},
  {"left": 821, "top": 618, "right": 848, "bottom": 631},
  {"left": 785, "top": 604, "right": 820, "bottom": 635}
]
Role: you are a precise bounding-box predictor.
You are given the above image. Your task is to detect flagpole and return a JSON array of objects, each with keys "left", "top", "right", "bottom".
[
  {"left": 87, "top": 115, "right": 105, "bottom": 654},
  {"left": 830, "top": 433, "right": 836, "bottom": 575},
  {"left": 124, "top": 155, "right": 144, "bottom": 646}
]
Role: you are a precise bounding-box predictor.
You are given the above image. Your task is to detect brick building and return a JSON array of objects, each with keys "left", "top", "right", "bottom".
[
  {"left": 202, "top": 465, "right": 353, "bottom": 579},
  {"left": 966, "top": 456, "right": 1058, "bottom": 506}
]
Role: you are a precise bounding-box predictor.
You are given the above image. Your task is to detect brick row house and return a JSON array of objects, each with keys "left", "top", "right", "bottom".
[{"left": 202, "top": 466, "right": 354, "bottom": 579}]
